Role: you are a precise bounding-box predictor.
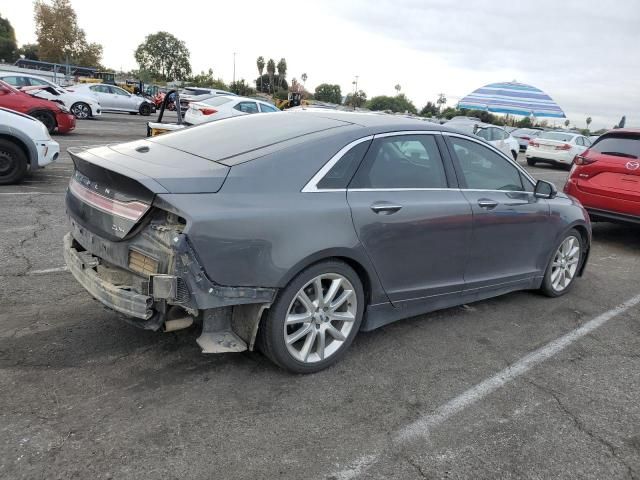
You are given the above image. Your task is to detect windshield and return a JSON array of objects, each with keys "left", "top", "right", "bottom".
[
  {"left": 539, "top": 132, "right": 576, "bottom": 142},
  {"left": 591, "top": 135, "right": 640, "bottom": 159}
]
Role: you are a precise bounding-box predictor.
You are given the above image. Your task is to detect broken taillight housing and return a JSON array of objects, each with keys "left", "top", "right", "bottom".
[{"left": 68, "top": 177, "right": 150, "bottom": 221}]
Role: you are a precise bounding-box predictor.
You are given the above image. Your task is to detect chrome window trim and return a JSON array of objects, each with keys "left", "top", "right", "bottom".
[
  {"left": 442, "top": 131, "right": 537, "bottom": 186},
  {"left": 302, "top": 131, "right": 442, "bottom": 193},
  {"left": 349, "top": 187, "right": 454, "bottom": 192},
  {"left": 301, "top": 135, "right": 374, "bottom": 193}
]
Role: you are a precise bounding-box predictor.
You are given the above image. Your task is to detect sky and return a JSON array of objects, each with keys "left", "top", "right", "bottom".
[{"left": 1, "top": 0, "right": 638, "bottom": 130}]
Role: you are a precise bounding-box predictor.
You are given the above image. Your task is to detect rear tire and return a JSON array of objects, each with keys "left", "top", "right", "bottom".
[
  {"left": 512, "top": 150, "right": 518, "bottom": 161},
  {"left": 540, "top": 229, "right": 583, "bottom": 297},
  {"left": 0, "top": 139, "right": 28, "bottom": 185},
  {"left": 526, "top": 158, "right": 536, "bottom": 166},
  {"left": 258, "top": 260, "right": 364, "bottom": 373},
  {"left": 30, "top": 110, "right": 56, "bottom": 134}
]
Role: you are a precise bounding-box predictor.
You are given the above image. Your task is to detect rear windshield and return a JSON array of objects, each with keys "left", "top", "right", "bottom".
[
  {"left": 149, "top": 113, "right": 351, "bottom": 165},
  {"left": 539, "top": 132, "right": 575, "bottom": 142},
  {"left": 201, "top": 96, "right": 234, "bottom": 107},
  {"left": 591, "top": 134, "right": 640, "bottom": 159}
]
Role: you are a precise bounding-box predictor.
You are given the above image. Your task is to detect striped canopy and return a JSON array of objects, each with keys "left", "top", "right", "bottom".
[{"left": 458, "top": 82, "right": 566, "bottom": 118}]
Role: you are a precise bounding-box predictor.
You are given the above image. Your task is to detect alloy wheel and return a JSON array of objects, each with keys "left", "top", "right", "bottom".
[
  {"left": 71, "top": 103, "right": 90, "bottom": 119},
  {"left": 283, "top": 273, "right": 357, "bottom": 364},
  {"left": 550, "top": 236, "right": 581, "bottom": 292}
]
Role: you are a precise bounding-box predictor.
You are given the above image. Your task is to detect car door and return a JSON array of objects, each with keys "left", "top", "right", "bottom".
[
  {"left": 232, "top": 101, "right": 259, "bottom": 116},
  {"left": 444, "top": 133, "right": 554, "bottom": 291},
  {"left": 90, "top": 85, "right": 114, "bottom": 109},
  {"left": 347, "top": 132, "right": 472, "bottom": 303},
  {"left": 109, "top": 86, "right": 133, "bottom": 110}
]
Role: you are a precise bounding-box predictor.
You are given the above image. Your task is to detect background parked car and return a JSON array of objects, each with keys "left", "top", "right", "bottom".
[
  {"left": 564, "top": 129, "right": 640, "bottom": 224},
  {"left": 184, "top": 95, "right": 280, "bottom": 125},
  {"left": 511, "top": 128, "right": 543, "bottom": 151},
  {"left": 178, "top": 87, "right": 236, "bottom": 112},
  {"left": 0, "top": 107, "right": 60, "bottom": 184},
  {"left": 0, "top": 80, "right": 75, "bottom": 134},
  {"left": 0, "top": 72, "right": 101, "bottom": 119},
  {"left": 446, "top": 119, "right": 519, "bottom": 159},
  {"left": 526, "top": 131, "right": 591, "bottom": 168},
  {"left": 70, "top": 83, "right": 155, "bottom": 116}
]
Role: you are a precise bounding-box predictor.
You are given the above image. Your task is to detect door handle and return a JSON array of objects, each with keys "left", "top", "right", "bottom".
[
  {"left": 477, "top": 199, "right": 499, "bottom": 210},
  {"left": 370, "top": 203, "right": 403, "bottom": 214}
]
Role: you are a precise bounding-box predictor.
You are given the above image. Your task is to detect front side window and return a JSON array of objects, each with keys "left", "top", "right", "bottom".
[
  {"left": 110, "top": 86, "right": 130, "bottom": 96},
  {"left": 449, "top": 137, "right": 525, "bottom": 191},
  {"left": 91, "top": 85, "right": 110, "bottom": 93},
  {"left": 234, "top": 101, "right": 259, "bottom": 114},
  {"left": 1, "top": 76, "right": 28, "bottom": 87},
  {"left": 28, "top": 78, "right": 50, "bottom": 87},
  {"left": 350, "top": 135, "right": 447, "bottom": 189},
  {"left": 259, "top": 103, "right": 279, "bottom": 112}
]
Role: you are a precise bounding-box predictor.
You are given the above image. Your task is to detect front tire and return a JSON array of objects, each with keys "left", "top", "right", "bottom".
[
  {"left": 540, "top": 229, "right": 583, "bottom": 297},
  {"left": 70, "top": 102, "right": 91, "bottom": 119},
  {"left": 139, "top": 103, "right": 152, "bottom": 116},
  {"left": 0, "top": 139, "right": 28, "bottom": 185},
  {"left": 258, "top": 260, "right": 364, "bottom": 373},
  {"left": 512, "top": 150, "right": 518, "bottom": 161},
  {"left": 31, "top": 110, "right": 56, "bottom": 134}
]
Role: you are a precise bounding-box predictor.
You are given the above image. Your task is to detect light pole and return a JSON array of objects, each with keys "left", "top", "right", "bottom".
[{"left": 232, "top": 52, "right": 236, "bottom": 85}]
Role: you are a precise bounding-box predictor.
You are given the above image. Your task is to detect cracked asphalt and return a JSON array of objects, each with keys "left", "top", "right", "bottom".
[{"left": 0, "top": 113, "right": 639, "bottom": 480}]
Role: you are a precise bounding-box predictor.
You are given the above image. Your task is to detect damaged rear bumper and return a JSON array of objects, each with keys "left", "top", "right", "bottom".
[{"left": 64, "top": 233, "right": 153, "bottom": 319}]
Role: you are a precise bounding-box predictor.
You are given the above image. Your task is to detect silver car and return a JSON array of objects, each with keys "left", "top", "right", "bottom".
[
  {"left": 63, "top": 111, "right": 591, "bottom": 373},
  {"left": 71, "top": 83, "right": 155, "bottom": 116}
]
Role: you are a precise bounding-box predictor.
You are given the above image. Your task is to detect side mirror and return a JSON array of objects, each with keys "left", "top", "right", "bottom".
[{"left": 534, "top": 180, "right": 558, "bottom": 199}]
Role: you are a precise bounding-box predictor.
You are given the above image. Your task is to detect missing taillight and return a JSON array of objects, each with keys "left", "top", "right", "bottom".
[{"left": 68, "top": 177, "right": 150, "bottom": 221}]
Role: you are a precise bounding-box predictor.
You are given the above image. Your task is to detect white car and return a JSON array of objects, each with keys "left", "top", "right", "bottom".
[
  {"left": 446, "top": 120, "right": 520, "bottom": 160},
  {"left": 0, "top": 107, "right": 59, "bottom": 184},
  {"left": 526, "top": 131, "right": 591, "bottom": 168},
  {"left": 184, "top": 95, "right": 280, "bottom": 125},
  {"left": 0, "top": 72, "right": 102, "bottom": 119},
  {"left": 70, "top": 83, "right": 155, "bottom": 116}
]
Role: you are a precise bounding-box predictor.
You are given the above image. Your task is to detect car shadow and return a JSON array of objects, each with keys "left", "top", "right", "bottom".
[{"left": 591, "top": 221, "right": 640, "bottom": 252}]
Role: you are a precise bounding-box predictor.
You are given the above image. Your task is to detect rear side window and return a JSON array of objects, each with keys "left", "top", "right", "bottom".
[
  {"left": 234, "top": 101, "right": 259, "bottom": 114},
  {"left": 350, "top": 135, "right": 447, "bottom": 189},
  {"left": 591, "top": 135, "right": 640, "bottom": 159},
  {"left": 317, "top": 140, "right": 371, "bottom": 189},
  {"left": 260, "top": 103, "right": 279, "bottom": 112}
]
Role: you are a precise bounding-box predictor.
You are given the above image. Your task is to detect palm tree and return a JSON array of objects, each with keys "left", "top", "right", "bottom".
[
  {"left": 256, "top": 56, "right": 265, "bottom": 92},
  {"left": 277, "top": 58, "right": 287, "bottom": 90},
  {"left": 301, "top": 72, "right": 307, "bottom": 87},
  {"left": 564, "top": 119, "right": 570, "bottom": 129},
  {"left": 394, "top": 84, "right": 401, "bottom": 95},
  {"left": 436, "top": 93, "right": 447, "bottom": 112},
  {"left": 586, "top": 116, "right": 592, "bottom": 130},
  {"left": 266, "top": 58, "right": 276, "bottom": 93}
]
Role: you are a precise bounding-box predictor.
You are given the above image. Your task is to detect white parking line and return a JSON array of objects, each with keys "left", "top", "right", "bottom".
[
  {"left": 27, "top": 266, "right": 69, "bottom": 275},
  {"left": 329, "top": 293, "right": 640, "bottom": 479}
]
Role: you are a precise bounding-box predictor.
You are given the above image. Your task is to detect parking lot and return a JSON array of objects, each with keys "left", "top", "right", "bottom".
[{"left": 1, "top": 114, "right": 639, "bottom": 479}]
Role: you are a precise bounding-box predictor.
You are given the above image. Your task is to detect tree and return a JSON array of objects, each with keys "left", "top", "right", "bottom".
[
  {"left": 314, "top": 83, "right": 342, "bottom": 104},
  {"left": 394, "top": 84, "right": 401, "bottom": 94},
  {"left": 345, "top": 90, "right": 367, "bottom": 108},
  {"left": 256, "top": 56, "right": 265, "bottom": 91},
  {"left": 187, "top": 69, "right": 228, "bottom": 90},
  {"left": 0, "top": 14, "right": 18, "bottom": 62},
  {"left": 229, "top": 79, "right": 256, "bottom": 96},
  {"left": 586, "top": 116, "right": 592, "bottom": 130},
  {"left": 34, "top": 0, "right": 103, "bottom": 66},
  {"left": 301, "top": 72, "right": 307, "bottom": 86},
  {"left": 276, "top": 58, "right": 287, "bottom": 90},
  {"left": 517, "top": 116, "right": 533, "bottom": 128},
  {"left": 18, "top": 43, "right": 39, "bottom": 61},
  {"left": 266, "top": 58, "right": 276, "bottom": 93},
  {"left": 255, "top": 73, "right": 287, "bottom": 94},
  {"left": 436, "top": 93, "right": 447, "bottom": 112},
  {"left": 420, "top": 101, "right": 439, "bottom": 117},
  {"left": 367, "top": 94, "right": 417, "bottom": 114},
  {"left": 564, "top": 119, "right": 570, "bottom": 128},
  {"left": 134, "top": 32, "right": 191, "bottom": 81}
]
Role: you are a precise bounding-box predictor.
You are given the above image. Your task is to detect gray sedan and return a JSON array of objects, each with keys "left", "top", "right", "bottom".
[{"left": 63, "top": 111, "right": 591, "bottom": 373}]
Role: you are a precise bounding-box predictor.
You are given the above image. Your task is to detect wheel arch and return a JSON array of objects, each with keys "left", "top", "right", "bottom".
[{"left": 0, "top": 132, "right": 38, "bottom": 170}]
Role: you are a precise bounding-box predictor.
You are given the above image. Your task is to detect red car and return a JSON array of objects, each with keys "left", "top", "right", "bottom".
[
  {"left": 0, "top": 80, "right": 75, "bottom": 134},
  {"left": 564, "top": 129, "right": 640, "bottom": 224}
]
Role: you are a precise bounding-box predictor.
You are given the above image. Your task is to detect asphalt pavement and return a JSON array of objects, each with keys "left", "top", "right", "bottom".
[{"left": 0, "top": 113, "right": 638, "bottom": 480}]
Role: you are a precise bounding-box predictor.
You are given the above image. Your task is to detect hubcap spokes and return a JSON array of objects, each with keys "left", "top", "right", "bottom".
[
  {"left": 284, "top": 274, "right": 357, "bottom": 364},
  {"left": 551, "top": 236, "right": 580, "bottom": 292},
  {"left": 73, "top": 104, "right": 89, "bottom": 119}
]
